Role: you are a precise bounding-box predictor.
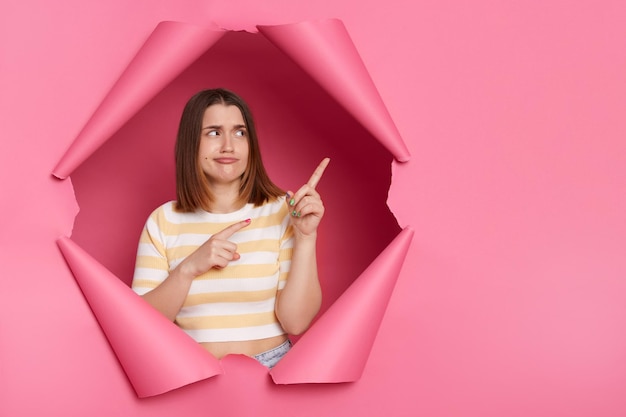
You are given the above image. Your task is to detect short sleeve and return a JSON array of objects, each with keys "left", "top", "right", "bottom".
[{"left": 131, "top": 209, "right": 170, "bottom": 296}]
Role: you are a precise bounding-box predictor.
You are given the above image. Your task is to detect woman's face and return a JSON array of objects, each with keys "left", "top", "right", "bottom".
[{"left": 198, "top": 103, "right": 250, "bottom": 189}]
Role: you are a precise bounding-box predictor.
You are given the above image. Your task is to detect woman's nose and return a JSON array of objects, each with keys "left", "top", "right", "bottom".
[{"left": 220, "top": 136, "right": 234, "bottom": 152}]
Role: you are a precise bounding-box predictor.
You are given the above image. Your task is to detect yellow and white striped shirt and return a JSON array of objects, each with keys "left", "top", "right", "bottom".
[{"left": 132, "top": 197, "right": 293, "bottom": 342}]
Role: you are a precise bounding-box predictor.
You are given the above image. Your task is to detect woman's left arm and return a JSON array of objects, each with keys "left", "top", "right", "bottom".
[{"left": 275, "top": 158, "right": 329, "bottom": 335}]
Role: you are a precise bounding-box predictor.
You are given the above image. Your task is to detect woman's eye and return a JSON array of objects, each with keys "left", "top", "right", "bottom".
[
  {"left": 207, "top": 130, "right": 219, "bottom": 136},
  {"left": 235, "top": 130, "right": 247, "bottom": 137}
]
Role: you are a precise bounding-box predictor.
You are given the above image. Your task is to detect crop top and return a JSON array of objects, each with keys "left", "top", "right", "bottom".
[{"left": 131, "top": 197, "right": 293, "bottom": 342}]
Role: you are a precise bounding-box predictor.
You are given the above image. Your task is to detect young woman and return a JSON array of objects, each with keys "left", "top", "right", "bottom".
[{"left": 132, "top": 88, "right": 328, "bottom": 368}]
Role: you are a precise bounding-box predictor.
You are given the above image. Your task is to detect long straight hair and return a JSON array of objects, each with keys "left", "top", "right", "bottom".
[{"left": 174, "top": 88, "right": 284, "bottom": 212}]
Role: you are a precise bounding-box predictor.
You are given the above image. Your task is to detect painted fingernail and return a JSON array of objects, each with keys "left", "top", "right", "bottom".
[
  {"left": 289, "top": 198, "right": 295, "bottom": 206},
  {"left": 297, "top": 212, "right": 302, "bottom": 217},
  {"left": 292, "top": 210, "right": 297, "bottom": 217},
  {"left": 245, "top": 218, "right": 251, "bottom": 223}
]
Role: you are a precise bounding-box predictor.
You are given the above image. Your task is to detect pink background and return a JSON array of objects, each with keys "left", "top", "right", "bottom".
[{"left": 1, "top": 1, "right": 625, "bottom": 416}]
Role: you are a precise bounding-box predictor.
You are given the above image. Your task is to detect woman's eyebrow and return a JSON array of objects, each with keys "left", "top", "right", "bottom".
[{"left": 202, "top": 124, "right": 247, "bottom": 130}]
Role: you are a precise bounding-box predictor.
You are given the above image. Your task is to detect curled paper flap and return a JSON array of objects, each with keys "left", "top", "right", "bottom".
[
  {"left": 258, "top": 19, "right": 410, "bottom": 163},
  {"left": 52, "top": 21, "right": 225, "bottom": 179},
  {"left": 57, "top": 237, "right": 222, "bottom": 397},
  {"left": 270, "top": 226, "right": 414, "bottom": 384}
]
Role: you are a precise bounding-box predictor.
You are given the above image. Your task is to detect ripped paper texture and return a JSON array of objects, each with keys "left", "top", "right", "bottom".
[
  {"left": 53, "top": 19, "right": 409, "bottom": 179},
  {"left": 54, "top": 19, "right": 413, "bottom": 397},
  {"left": 58, "top": 227, "right": 413, "bottom": 396},
  {"left": 270, "top": 227, "right": 414, "bottom": 383},
  {"left": 57, "top": 237, "right": 223, "bottom": 398}
]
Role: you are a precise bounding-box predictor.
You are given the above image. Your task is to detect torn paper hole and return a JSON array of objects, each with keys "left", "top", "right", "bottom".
[{"left": 55, "top": 20, "right": 412, "bottom": 397}]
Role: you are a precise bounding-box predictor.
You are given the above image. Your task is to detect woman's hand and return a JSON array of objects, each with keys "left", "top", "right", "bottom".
[
  {"left": 176, "top": 219, "right": 251, "bottom": 279},
  {"left": 141, "top": 218, "right": 250, "bottom": 322},
  {"left": 285, "top": 158, "right": 330, "bottom": 238}
]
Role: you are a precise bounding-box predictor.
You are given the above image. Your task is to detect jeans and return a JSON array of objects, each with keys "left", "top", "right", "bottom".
[{"left": 253, "top": 339, "right": 292, "bottom": 368}]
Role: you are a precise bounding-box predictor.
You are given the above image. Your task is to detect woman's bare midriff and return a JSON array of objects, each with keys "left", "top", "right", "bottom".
[{"left": 200, "top": 334, "right": 288, "bottom": 359}]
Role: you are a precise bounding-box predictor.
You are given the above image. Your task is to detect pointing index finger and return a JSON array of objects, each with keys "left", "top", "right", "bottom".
[
  {"left": 307, "top": 157, "right": 330, "bottom": 189},
  {"left": 213, "top": 219, "right": 251, "bottom": 240}
]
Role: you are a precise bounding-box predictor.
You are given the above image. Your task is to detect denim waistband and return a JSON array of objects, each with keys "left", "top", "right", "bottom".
[{"left": 253, "top": 339, "right": 292, "bottom": 369}]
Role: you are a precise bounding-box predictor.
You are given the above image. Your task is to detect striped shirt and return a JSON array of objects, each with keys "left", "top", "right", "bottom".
[{"left": 132, "top": 197, "right": 294, "bottom": 342}]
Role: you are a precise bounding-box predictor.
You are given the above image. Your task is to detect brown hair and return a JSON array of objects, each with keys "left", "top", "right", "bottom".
[{"left": 174, "top": 88, "right": 284, "bottom": 212}]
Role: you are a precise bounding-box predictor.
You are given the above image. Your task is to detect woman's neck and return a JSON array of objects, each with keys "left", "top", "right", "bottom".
[{"left": 207, "top": 182, "right": 244, "bottom": 214}]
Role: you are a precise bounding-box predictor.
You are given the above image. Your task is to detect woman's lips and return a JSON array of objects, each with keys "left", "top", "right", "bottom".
[{"left": 214, "top": 158, "right": 239, "bottom": 164}]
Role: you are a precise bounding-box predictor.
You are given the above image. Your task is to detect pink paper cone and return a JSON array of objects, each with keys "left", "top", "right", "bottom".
[
  {"left": 53, "top": 21, "right": 225, "bottom": 179},
  {"left": 270, "top": 226, "right": 414, "bottom": 383},
  {"left": 258, "top": 19, "right": 410, "bottom": 163},
  {"left": 57, "top": 237, "right": 222, "bottom": 397}
]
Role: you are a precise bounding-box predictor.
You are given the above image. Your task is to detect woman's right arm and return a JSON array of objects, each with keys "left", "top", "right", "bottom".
[
  {"left": 137, "top": 219, "right": 252, "bottom": 322},
  {"left": 140, "top": 267, "right": 195, "bottom": 322}
]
